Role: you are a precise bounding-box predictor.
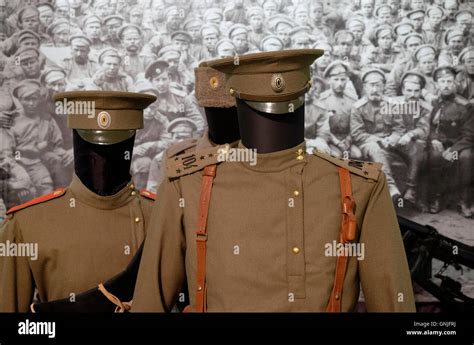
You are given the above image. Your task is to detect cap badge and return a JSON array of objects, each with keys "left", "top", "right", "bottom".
[
  {"left": 271, "top": 73, "right": 285, "bottom": 93},
  {"left": 97, "top": 111, "right": 111, "bottom": 129}
]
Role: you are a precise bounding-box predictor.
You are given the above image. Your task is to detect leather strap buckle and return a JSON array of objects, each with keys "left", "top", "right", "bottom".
[{"left": 196, "top": 233, "right": 208, "bottom": 241}]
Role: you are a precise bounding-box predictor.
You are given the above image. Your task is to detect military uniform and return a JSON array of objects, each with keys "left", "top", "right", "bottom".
[
  {"left": 351, "top": 69, "right": 406, "bottom": 199},
  {"left": 428, "top": 67, "right": 473, "bottom": 216},
  {"left": 132, "top": 50, "right": 415, "bottom": 312},
  {"left": 0, "top": 91, "right": 157, "bottom": 312}
]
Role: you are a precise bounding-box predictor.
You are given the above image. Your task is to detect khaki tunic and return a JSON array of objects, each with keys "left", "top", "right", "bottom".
[
  {"left": 132, "top": 142, "right": 415, "bottom": 312},
  {"left": 0, "top": 175, "right": 154, "bottom": 312}
]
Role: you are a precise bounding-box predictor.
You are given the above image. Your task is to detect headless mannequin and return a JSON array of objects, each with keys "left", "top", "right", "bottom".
[
  {"left": 73, "top": 130, "right": 135, "bottom": 196},
  {"left": 204, "top": 107, "right": 240, "bottom": 145},
  {"left": 236, "top": 99, "right": 305, "bottom": 153}
]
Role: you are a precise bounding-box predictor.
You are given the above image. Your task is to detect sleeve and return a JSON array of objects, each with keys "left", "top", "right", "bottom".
[
  {"left": 131, "top": 178, "right": 186, "bottom": 312},
  {"left": 0, "top": 216, "right": 35, "bottom": 312},
  {"left": 184, "top": 97, "right": 205, "bottom": 134},
  {"left": 358, "top": 172, "right": 416, "bottom": 312},
  {"left": 451, "top": 105, "right": 474, "bottom": 153},
  {"left": 350, "top": 106, "right": 379, "bottom": 144}
]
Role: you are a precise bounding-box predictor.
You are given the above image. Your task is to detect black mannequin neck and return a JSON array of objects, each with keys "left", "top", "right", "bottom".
[
  {"left": 236, "top": 99, "right": 305, "bottom": 153},
  {"left": 204, "top": 106, "right": 240, "bottom": 145},
  {"left": 73, "top": 130, "right": 134, "bottom": 196}
]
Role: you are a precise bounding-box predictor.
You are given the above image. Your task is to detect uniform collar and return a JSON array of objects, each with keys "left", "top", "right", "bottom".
[
  {"left": 69, "top": 174, "right": 136, "bottom": 210},
  {"left": 238, "top": 141, "right": 307, "bottom": 173}
]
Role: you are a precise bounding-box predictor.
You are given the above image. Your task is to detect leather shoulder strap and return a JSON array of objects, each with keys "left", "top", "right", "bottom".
[
  {"left": 327, "top": 167, "right": 357, "bottom": 312},
  {"left": 192, "top": 164, "right": 217, "bottom": 312}
]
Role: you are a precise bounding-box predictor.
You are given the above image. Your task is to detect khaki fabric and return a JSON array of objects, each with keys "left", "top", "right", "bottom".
[
  {"left": 132, "top": 141, "right": 415, "bottom": 312},
  {"left": 207, "top": 49, "right": 324, "bottom": 102},
  {"left": 195, "top": 65, "right": 235, "bottom": 108},
  {"left": 0, "top": 175, "right": 154, "bottom": 312},
  {"left": 52, "top": 91, "right": 157, "bottom": 130}
]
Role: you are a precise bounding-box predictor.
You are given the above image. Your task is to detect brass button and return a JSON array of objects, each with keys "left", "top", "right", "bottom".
[
  {"left": 209, "top": 76, "right": 219, "bottom": 89},
  {"left": 293, "top": 190, "right": 299, "bottom": 196},
  {"left": 296, "top": 148, "right": 304, "bottom": 155},
  {"left": 229, "top": 87, "right": 235, "bottom": 96},
  {"left": 131, "top": 191, "right": 137, "bottom": 196},
  {"left": 197, "top": 285, "right": 202, "bottom": 291},
  {"left": 134, "top": 217, "right": 140, "bottom": 223},
  {"left": 296, "top": 155, "right": 304, "bottom": 161},
  {"left": 129, "top": 184, "right": 135, "bottom": 190},
  {"left": 292, "top": 247, "right": 300, "bottom": 254}
]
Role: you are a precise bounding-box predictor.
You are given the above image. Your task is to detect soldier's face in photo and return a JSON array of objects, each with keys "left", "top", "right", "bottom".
[
  {"left": 232, "top": 33, "right": 248, "bottom": 53},
  {"left": 54, "top": 31, "right": 70, "bottom": 46},
  {"left": 20, "top": 57, "right": 40, "bottom": 78},
  {"left": 418, "top": 55, "right": 435, "bottom": 75},
  {"left": 39, "top": 8, "right": 54, "bottom": 27},
  {"left": 129, "top": 10, "right": 144, "bottom": 26},
  {"left": 55, "top": 6, "right": 69, "bottom": 19},
  {"left": 338, "top": 37, "right": 353, "bottom": 57},
  {"left": 203, "top": 33, "right": 219, "bottom": 50},
  {"left": 410, "top": 15, "right": 424, "bottom": 31},
  {"left": 350, "top": 27, "right": 364, "bottom": 42},
  {"left": 360, "top": 0, "right": 374, "bottom": 17},
  {"left": 378, "top": 10, "right": 393, "bottom": 25},
  {"left": 152, "top": 2, "right": 165, "bottom": 22},
  {"left": 123, "top": 33, "right": 142, "bottom": 53},
  {"left": 167, "top": 12, "right": 183, "bottom": 31},
  {"left": 94, "top": 4, "right": 109, "bottom": 18},
  {"left": 72, "top": 44, "right": 90, "bottom": 64},
  {"left": 172, "top": 38, "right": 190, "bottom": 53},
  {"left": 164, "top": 55, "right": 180, "bottom": 73},
  {"left": 428, "top": 12, "right": 443, "bottom": 28},
  {"left": 406, "top": 38, "right": 421, "bottom": 55},
  {"left": 437, "top": 75, "right": 455, "bottom": 96},
  {"left": 276, "top": 25, "right": 291, "bottom": 47},
  {"left": 387, "top": 0, "right": 400, "bottom": 13},
  {"left": 20, "top": 38, "right": 39, "bottom": 50},
  {"left": 19, "top": 92, "right": 41, "bottom": 114},
  {"left": 329, "top": 75, "right": 347, "bottom": 94},
  {"left": 85, "top": 23, "right": 102, "bottom": 40},
  {"left": 465, "top": 56, "right": 474, "bottom": 75},
  {"left": 448, "top": 37, "right": 464, "bottom": 55},
  {"left": 294, "top": 11, "right": 309, "bottom": 27},
  {"left": 365, "top": 81, "right": 384, "bottom": 101},
  {"left": 21, "top": 15, "right": 40, "bottom": 31},
  {"left": 378, "top": 33, "right": 393, "bottom": 51},
  {"left": 107, "top": 23, "right": 122, "bottom": 40},
  {"left": 316, "top": 48, "right": 332, "bottom": 70},
  {"left": 402, "top": 81, "right": 421, "bottom": 101},
  {"left": 310, "top": 5, "right": 324, "bottom": 22},
  {"left": 46, "top": 79, "right": 67, "bottom": 94},
  {"left": 187, "top": 26, "right": 201, "bottom": 41},
  {"left": 263, "top": 2, "right": 278, "bottom": 18},
  {"left": 444, "top": 3, "right": 458, "bottom": 19},
  {"left": 101, "top": 56, "right": 121, "bottom": 78},
  {"left": 152, "top": 73, "right": 170, "bottom": 94},
  {"left": 410, "top": 0, "right": 424, "bottom": 10},
  {"left": 249, "top": 15, "right": 264, "bottom": 31}
]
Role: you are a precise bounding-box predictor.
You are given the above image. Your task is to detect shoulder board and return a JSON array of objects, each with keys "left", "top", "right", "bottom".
[
  {"left": 166, "top": 138, "right": 199, "bottom": 159},
  {"left": 454, "top": 95, "right": 469, "bottom": 106},
  {"left": 353, "top": 97, "right": 368, "bottom": 108},
  {"left": 166, "top": 145, "right": 225, "bottom": 178},
  {"left": 139, "top": 189, "right": 156, "bottom": 200},
  {"left": 312, "top": 150, "right": 381, "bottom": 181},
  {"left": 6, "top": 188, "right": 66, "bottom": 215},
  {"left": 319, "top": 90, "right": 331, "bottom": 100}
]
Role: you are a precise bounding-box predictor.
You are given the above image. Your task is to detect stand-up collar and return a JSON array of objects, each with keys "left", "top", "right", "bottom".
[{"left": 69, "top": 174, "right": 136, "bottom": 210}]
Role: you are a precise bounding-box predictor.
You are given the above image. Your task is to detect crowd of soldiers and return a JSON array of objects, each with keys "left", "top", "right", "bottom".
[{"left": 0, "top": 0, "right": 473, "bottom": 222}]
